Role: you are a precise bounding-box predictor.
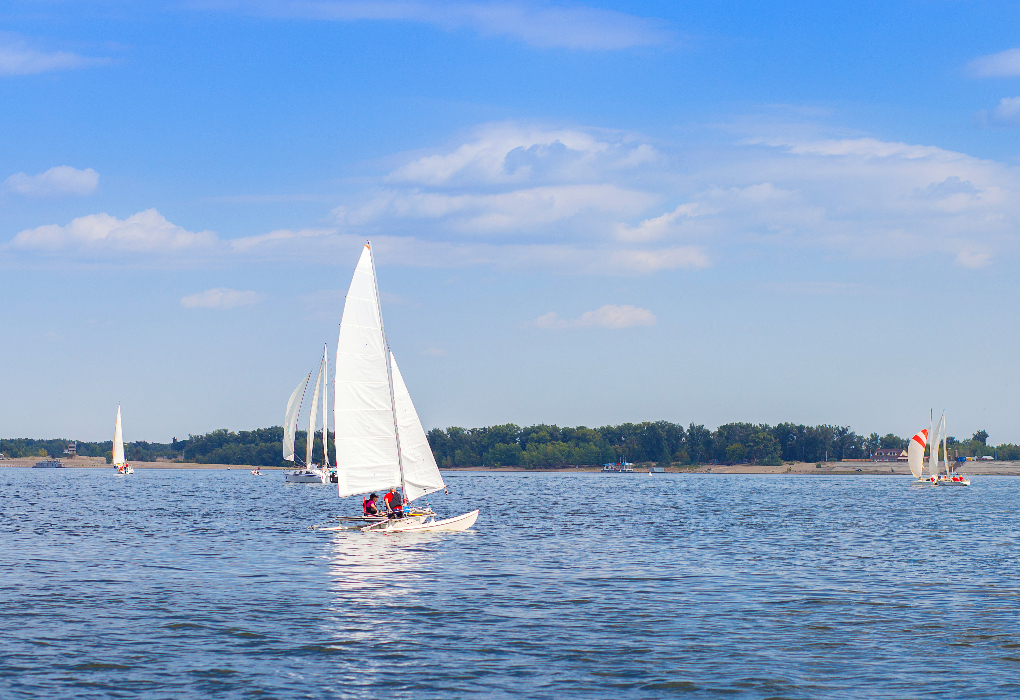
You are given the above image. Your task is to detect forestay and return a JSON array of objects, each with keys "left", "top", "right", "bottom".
[
  {"left": 283, "top": 373, "right": 310, "bottom": 462},
  {"left": 391, "top": 352, "right": 445, "bottom": 502},
  {"left": 333, "top": 244, "right": 402, "bottom": 499}
]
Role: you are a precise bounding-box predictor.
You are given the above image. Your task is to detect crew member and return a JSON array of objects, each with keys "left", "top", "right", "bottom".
[
  {"left": 364, "top": 493, "right": 379, "bottom": 516},
  {"left": 383, "top": 487, "right": 404, "bottom": 518}
]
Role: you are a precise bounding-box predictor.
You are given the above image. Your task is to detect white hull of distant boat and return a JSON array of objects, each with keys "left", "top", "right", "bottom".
[{"left": 285, "top": 468, "right": 327, "bottom": 484}]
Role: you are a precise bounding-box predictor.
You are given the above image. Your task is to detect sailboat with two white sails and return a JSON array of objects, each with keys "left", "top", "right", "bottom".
[
  {"left": 321, "top": 242, "right": 478, "bottom": 532},
  {"left": 283, "top": 344, "right": 332, "bottom": 484}
]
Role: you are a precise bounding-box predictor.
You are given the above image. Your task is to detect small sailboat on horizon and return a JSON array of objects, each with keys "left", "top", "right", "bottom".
[
  {"left": 319, "top": 242, "right": 478, "bottom": 532},
  {"left": 112, "top": 404, "right": 133, "bottom": 475}
]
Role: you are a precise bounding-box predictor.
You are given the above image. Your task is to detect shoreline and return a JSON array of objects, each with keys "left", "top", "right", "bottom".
[{"left": 3, "top": 458, "right": 1020, "bottom": 476}]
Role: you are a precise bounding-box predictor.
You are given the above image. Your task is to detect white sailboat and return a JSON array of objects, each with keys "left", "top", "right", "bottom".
[
  {"left": 907, "top": 412, "right": 969, "bottom": 486},
  {"left": 283, "top": 346, "right": 332, "bottom": 484},
  {"left": 112, "top": 404, "right": 133, "bottom": 474},
  {"left": 328, "top": 242, "right": 478, "bottom": 532}
]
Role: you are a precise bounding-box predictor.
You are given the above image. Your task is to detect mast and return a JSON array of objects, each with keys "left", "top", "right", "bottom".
[{"left": 367, "top": 241, "right": 407, "bottom": 497}]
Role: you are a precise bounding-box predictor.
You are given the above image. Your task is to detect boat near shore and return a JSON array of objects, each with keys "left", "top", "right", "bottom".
[
  {"left": 32, "top": 459, "right": 65, "bottom": 468},
  {"left": 907, "top": 413, "right": 970, "bottom": 486}
]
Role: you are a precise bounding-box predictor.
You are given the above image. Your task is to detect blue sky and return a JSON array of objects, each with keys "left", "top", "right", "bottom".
[{"left": 2, "top": 0, "right": 1019, "bottom": 444}]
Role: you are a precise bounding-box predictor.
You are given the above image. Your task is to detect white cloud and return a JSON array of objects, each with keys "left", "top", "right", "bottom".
[
  {"left": 10, "top": 209, "right": 217, "bottom": 253},
  {"left": 4, "top": 166, "right": 99, "bottom": 197},
  {"left": 387, "top": 123, "right": 661, "bottom": 186},
  {"left": 536, "top": 304, "right": 656, "bottom": 329},
  {"left": 975, "top": 96, "right": 1020, "bottom": 128},
  {"left": 0, "top": 35, "right": 111, "bottom": 75},
  {"left": 967, "top": 48, "right": 1020, "bottom": 78},
  {"left": 225, "top": 1, "right": 670, "bottom": 50},
  {"left": 229, "top": 227, "right": 335, "bottom": 251},
  {"left": 180, "top": 288, "right": 265, "bottom": 309}
]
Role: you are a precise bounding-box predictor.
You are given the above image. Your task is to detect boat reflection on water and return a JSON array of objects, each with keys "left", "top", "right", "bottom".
[{"left": 327, "top": 531, "right": 434, "bottom": 602}]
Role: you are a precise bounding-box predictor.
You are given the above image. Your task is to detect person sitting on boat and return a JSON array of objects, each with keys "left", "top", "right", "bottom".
[
  {"left": 383, "top": 487, "right": 404, "bottom": 518},
  {"left": 363, "top": 493, "right": 379, "bottom": 516}
]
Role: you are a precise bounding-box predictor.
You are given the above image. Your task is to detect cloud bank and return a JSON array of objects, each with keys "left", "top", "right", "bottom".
[
  {"left": 4, "top": 166, "right": 99, "bottom": 196},
  {"left": 216, "top": 1, "right": 670, "bottom": 50},
  {"left": 180, "top": 288, "right": 265, "bottom": 309},
  {"left": 8, "top": 119, "right": 1020, "bottom": 273}
]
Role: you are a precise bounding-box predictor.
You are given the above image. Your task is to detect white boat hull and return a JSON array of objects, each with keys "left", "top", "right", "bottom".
[
  {"left": 362, "top": 509, "right": 479, "bottom": 533},
  {"left": 285, "top": 469, "right": 327, "bottom": 484}
]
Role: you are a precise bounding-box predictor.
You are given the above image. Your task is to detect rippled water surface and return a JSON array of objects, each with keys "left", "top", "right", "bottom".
[{"left": 2, "top": 469, "right": 1019, "bottom": 699}]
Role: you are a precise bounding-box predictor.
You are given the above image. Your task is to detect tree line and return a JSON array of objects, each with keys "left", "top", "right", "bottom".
[{"left": 3, "top": 422, "right": 1017, "bottom": 467}]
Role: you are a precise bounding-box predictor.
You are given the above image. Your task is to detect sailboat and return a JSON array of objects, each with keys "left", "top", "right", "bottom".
[
  {"left": 907, "top": 412, "right": 969, "bottom": 486},
  {"left": 112, "top": 404, "right": 133, "bottom": 475},
  {"left": 283, "top": 346, "right": 332, "bottom": 484},
  {"left": 326, "top": 242, "right": 478, "bottom": 532}
]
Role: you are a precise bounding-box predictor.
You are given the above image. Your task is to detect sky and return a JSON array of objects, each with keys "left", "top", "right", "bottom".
[{"left": 2, "top": 0, "right": 1019, "bottom": 444}]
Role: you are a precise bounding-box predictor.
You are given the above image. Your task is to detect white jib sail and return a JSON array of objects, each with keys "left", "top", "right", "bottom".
[
  {"left": 283, "top": 372, "right": 310, "bottom": 462},
  {"left": 321, "top": 344, "right": 330, "bottom": 469},
  {"left": 907, "top": 428, "right": 927, "bottom": 479},
  {"left": 307, "top": 358, "right": 323, "bottom": 467},
  {"left": 112, "top": 404, "right": 125, "bottom": 466},
  {"left": 930, "top": 413, "right": 945, "bottom": 478},
  {"left": 334, "top": 244, "right": 401, "bottom": 499},
  {"left": 390, "top": 351, "right": 445, "bottom": 502}
]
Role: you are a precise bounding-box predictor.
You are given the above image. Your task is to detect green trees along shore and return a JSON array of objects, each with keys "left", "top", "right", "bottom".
[{"left": 2, "top": 422, "right": 1017, "bottom": 467}]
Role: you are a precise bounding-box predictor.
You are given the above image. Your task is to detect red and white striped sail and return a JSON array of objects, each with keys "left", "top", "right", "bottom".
[{"left": 907, "top": 428, "right": 928, "bottom": 479}]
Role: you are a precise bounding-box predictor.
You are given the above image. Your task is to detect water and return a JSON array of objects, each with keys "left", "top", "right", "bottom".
[{"left": 2, "top": 469, "right": 1019, "bottom": 699}]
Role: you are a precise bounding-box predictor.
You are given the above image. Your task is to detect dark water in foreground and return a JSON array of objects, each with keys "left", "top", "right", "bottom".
[{"left": 1, "top": 469, "right": 1019, "bottom": 699}]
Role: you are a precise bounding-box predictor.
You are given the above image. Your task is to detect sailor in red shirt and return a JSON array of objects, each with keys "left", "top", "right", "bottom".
[{"left": 383, "top": 487, "right": 404, "bottom": 518}]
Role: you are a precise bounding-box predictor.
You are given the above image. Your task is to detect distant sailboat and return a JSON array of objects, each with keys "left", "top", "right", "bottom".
[
  {"left": 908, "top": 412, "right": 969, "bottom": 486},
  {"left": 112, "top": 404, "right": 133, "bottom": 475},
  {"left": 326, "top": 242, "right": 478, "bottom": 532},
  {"left": 283, "top": 346, "right": 331, "bottom": 484}
]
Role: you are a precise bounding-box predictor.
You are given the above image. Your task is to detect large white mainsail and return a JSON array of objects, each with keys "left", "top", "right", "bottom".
[
  {"left": 333, "top": 244, "right": 402, "bottom": 498},
  {"left": 112, "top": 404, "right": 125, "bottom": 467},
  {"left": 391, "top": 351, "right": 445, "bottom": 502},
  {"left": 307, "top": 359, "right": 323, "bottom": 468},
  {"left": 283, "top": 372, "right": 311, "bottom": 462}
]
